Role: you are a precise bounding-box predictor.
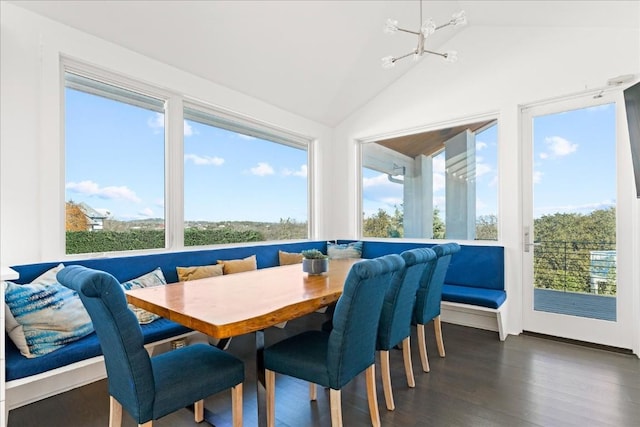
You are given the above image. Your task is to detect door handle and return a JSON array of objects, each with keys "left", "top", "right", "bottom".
[{"left": 523, "top": 227, "right": 541, "bottom": 253}]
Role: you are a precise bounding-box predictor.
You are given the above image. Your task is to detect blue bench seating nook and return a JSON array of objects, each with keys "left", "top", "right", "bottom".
[
  {"left": 348, "top": 240, "right": 507, "bottom": 341},
  {"left": 2, "top": 241, "right": 326, "bottom": 425},
  {"left": 2, "top": 239, "right": 505, "bottom": 425}
]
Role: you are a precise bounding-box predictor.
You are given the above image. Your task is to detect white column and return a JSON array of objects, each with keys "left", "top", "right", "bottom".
[
  {"left": 445, "top": 130, "right": 476, "bottom": 240},
  {"left": 1, "top": 266, "right": 19, "bottom": 427}
]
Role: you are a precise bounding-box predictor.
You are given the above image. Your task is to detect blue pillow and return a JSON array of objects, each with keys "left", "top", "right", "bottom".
[
  {"left": 4, "top": 264, "right": 94, "bottom": 358},
  {"left": 327, "top": 241, "right": 363, "bottom": 259}
]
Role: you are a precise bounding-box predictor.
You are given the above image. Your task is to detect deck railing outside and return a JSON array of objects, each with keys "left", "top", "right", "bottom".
[{"left": 534, "top": 240, "right": 617, "bottom": 296}]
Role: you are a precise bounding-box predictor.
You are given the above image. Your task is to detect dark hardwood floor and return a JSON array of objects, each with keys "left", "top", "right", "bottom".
[{"left": 7, "top": 313, "right": 640, "bottom": 426}]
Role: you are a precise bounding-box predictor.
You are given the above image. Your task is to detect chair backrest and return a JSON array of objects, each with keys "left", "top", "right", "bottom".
[
  {"left": 327, "top": 254, "right": 405, "bottom": 389},
  {"left": 377, "top": 247, "right": 438, "bottom": 350},
  {"left": 414, "top": 242, "right": 461, "bottom": 324},
  {"left": 57, "top": 265, "right": 155, "bottom": 421}
]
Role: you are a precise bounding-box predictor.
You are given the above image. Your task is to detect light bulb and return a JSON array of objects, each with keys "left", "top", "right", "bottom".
[
  {"left": 444, "top": 51, "right": 458, "bottom": 62},
  {"left": 384, "top": 18, "right": 399, "bottom": 34},
  {"left": 452, "top": 10, "right": 467, "bottom": 26},
  {"left": 421, "top": 19, "right": 436, "bottom": 36},
  {"left": 381, "top": 56, "right": 396, "bottom": 69}
]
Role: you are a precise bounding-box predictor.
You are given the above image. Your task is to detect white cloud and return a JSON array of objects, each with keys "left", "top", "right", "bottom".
[
  {"left": 250, "top": 162, "right": 275, "bottom": 176},
  {"left": 154, "top": 198, "right": 165, "bottom": 208},
  {"left": 238, "top": 134, "right": 256, "bottom": 140},
  {"left": 66, "top": 180, "right": 141, "bottom": 203},
  {"left": 533, "top": 170, "right": 543, "bottom": 184},
  {"left": 476, "top": 141, "right": 488, "bottom": 151},
  {"left": 184, "top": 154, "right": 224, "bottom": 166},
  {"left": 138, "top": 208, "right": 154, "bottom": 217},
  {"left": 433, "top": 173, "right": 445, "bottom": 192},
  {"left": 476, "top": 162, "right": 492, "bottom": 178},
  {"left": 282, "top": 165, "right": 307, "bottom": 178},
  {"left": 147, "top": 113, "right": 195, "bottom": 137},
  {"left": 541, "top": 136, "right": 577, "bottom": 159},
  {"left": 535, "top": 199, "right": 615, "bottom": 216},
  {"left": 433, "top": 155, "right": 446, "bottom": 174}
]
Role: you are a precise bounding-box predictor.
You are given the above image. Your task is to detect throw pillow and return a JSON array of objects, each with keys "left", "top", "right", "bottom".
[
  {"left": 278, "top": 250, "right": 303, "bottom": 266},
  {"left": 177, "top": 264, "right": 224, "bottom": 281},
  {"left": 120, "top": 268, "right": 167, "bottom": 324},
  {"left": 327, "top": 241, "right": 364, "bottom": 259},
  {"left": 217, "top": 255, "right": 257, "bottom": 274},
  {"left": 4, "top": 264, "right": 94, "bottom": 358}
]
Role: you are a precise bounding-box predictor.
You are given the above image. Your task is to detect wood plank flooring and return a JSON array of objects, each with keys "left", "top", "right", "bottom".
[{"left": 7, "top": 312, "right": 640, "bottom": 426}]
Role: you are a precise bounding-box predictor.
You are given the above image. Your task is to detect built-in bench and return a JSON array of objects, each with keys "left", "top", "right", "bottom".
[
  {"left": 3, "top": 240, "right": 326, "bottom": 424},
  {"left": 352, "top": 240, "right": 506, "bottom": 341}
]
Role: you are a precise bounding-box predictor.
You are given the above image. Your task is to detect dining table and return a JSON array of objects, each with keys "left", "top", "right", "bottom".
[{"left": 125, "top": 257, "right": 360, "bottom": 426}]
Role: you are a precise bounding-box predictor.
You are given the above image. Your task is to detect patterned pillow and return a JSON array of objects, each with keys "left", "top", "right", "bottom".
[
  {"left": 278, "top": 250, "right": 303, "bottom": 266},
  {"left": 176, "top": 264, "right": 224, "bottom": 281},
  {"left": 217, "top": 255, "right": 257, "bottom": 274},
  {"left": 4, "top": 264, "right": 94, "bottom": 358},
  {"left": 327, "top": 241, "right": 364, "bottom": 259},
  {"left": 120, "top": 268, "right": 167, "bottom": 324}
]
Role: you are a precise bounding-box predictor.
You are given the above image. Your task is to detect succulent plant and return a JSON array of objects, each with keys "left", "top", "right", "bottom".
[{"left": 301, "top": 249, "right": 328, "bottom": 259}]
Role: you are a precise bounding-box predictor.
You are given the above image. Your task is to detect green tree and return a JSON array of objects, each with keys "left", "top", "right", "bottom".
[
  {"left": 475, "top": 214, "right": 498, "bottom": 240},
  {"left": 433, "top": 207, "right": 445, "bottom": 239}
]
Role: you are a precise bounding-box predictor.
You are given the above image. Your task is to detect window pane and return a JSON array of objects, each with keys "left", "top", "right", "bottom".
[
  {"left": 184, "top": 109, "right": 308, "bottom": 245},
  {"left": 64, "top": 72, "right": 166, "bottom": 254},
  {"left": 362, "top": 120, "right": 498, "bottom": 240}
]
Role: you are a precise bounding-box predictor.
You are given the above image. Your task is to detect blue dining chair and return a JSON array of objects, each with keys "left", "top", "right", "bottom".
[
  {"left": 57, "top": 265, "right": 245, "bottom": 427},
  {"left": 376, "top": 247, "right": 437, "bottom": 411},
  {"left": 263, "top": 254, "right": 405, "bottom": 427},
  {"left": 413, "top": 242, "right": 461, "bottom": 373}
]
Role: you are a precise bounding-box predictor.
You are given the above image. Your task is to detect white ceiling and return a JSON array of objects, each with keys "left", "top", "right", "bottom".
[{"left": 8, "top": 1, "right": 640, "bottom": 127}]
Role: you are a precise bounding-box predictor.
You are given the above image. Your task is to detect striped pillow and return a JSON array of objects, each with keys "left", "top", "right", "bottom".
[
  {"left": 120, "top": 268, "right": 167, "bottom": 324},
  {"left": 327, "top": 241, "right": 363, "bottom": 259}
]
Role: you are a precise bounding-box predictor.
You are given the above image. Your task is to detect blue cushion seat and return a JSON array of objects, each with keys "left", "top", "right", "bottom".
[
  {"left": 442, "top": 284, "right": 506, "bottom": 309},
  {"left": 5, "top": 319, "right": 190, "bottom": 381}
]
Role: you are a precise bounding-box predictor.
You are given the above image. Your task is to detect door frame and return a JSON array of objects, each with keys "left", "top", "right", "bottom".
[{"left": 521, "top": 89, "right": 638, "bottom": 352}]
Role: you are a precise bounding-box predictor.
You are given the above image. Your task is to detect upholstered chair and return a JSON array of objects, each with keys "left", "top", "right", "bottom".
[
  {"left": 413, "top": 242, "right": 461, "bottom": 372},
  {"left": 376, "top": 247, "right": 437, "bottom": 411},
  {"left": 263, "top": 254, "right": 405, "bottom": 427},
  {"left": 57, "top": 265, "right": 244, "bottom": 427}
]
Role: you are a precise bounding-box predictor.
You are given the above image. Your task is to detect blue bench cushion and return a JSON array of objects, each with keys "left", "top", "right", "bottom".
[
  {"left": 442, "top": 284, "right": 506, "bottom": 309},
  {"left": 5, "top": 318, "right": 190, "bottom": 381}
]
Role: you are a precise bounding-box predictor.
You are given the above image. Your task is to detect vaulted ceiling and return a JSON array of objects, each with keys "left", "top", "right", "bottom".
[{"left": 9, "top": 1, "right": 640, "bottom": 127}]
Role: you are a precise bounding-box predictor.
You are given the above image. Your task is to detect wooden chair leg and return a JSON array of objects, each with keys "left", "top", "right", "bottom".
[
  {"left": 266, "top": 370, "right": 276, "bottom": 427},
  {"left": 380, "top": 350, "right": 394, "bottom": 410},
  {"left": 109, "top": 396, "right": 123, "bottom": 427},
  {"left": 434, "top": 315, "right": 446, "bottom": 357},
  {"left": 138, "top": 422, "right": 152, "bottom": 427},
  {"left": 232, "top": 383, "right": 243, "bottom": 427},
  {"left": 402, "top": 337, "right": 415, "bottom": 388},
  {"left": 417, "top": 323, "right": 430, "bottom": 372},
  {"left": 329, "top": 388, "right": 343, "bottom": 427},
  {"left": 309, "top": 382, "right": 317, "bottom": 401},
  {"left": 365, "top": 364, "right": 381, "bottom": 427},
  {"left": 193, "top": 399, "right": 204, "bottom": 423}
]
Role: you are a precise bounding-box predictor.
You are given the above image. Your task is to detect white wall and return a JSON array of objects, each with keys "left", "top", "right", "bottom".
[
  {"left": 332, "top": 23, "right": 640, "bottom": 341},
  {"left": 0, "top": 3, "right": 333, "bottom": 266}
]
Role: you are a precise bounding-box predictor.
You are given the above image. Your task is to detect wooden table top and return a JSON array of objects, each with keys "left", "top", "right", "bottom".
[{"left": 125, "top": 258, "right": 360, "bottom": 339}]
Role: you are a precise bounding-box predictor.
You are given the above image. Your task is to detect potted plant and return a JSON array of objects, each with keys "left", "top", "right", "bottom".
[{"left": 301, "top": 249, "right": 329, "bottom": 275}]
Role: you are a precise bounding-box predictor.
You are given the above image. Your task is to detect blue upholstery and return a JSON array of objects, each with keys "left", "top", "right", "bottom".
[
  {"left": 442, "top": 284, "right": 506, "bottom": 309},
  {"left": 413, "top": 243, "right": 461, "bottom": 325},
  {"left": 377, "top": 248, "right": 437, "bottom": 351},
  {"left": 57, "top": 265, "right": 244, "bottom": 424},
  {"left": 264, "top": 254, "right": 404, "bottom": 389}
]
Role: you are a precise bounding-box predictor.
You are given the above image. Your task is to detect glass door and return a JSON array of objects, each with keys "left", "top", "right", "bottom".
[{"left": 521, "top": 92, "right": 634, "bottom": 349}]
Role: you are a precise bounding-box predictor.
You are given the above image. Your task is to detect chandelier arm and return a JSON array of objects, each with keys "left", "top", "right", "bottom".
[
  {"left": 422, "top": 49, "right": 447, "bottom": 58},
  {"left": 397, "top": 27, "right": 422, "bottom": 36},
  {"left": 395, "top": 50, "right": 418, "bottom": 62}
]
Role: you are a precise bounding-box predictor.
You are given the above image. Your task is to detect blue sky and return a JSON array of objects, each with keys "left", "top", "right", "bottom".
[{"left": 65, "top": 88, "right": 307, "bottom": 223}]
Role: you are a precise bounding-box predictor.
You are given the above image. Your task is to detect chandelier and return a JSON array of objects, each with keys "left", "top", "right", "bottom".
[{"left": 382, "top": 1, "right": 467, "bottom": 69}]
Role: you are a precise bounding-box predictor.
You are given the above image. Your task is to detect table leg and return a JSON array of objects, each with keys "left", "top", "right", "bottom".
[{"left": 256, "top": 329, "right": 267, "bottom": 427}]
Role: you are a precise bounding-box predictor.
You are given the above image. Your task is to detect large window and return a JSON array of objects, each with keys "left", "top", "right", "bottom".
[
  {"left": 64, "top": 72, "right": 166, "bottom": 254},
  {"left": 183, "top": 106, "right": 309, "bottom": 246},
  {"left": 64, "top": 68, "right": 311, "bottom": 255},
  {"left": 361, "top": 119, "right": 499, "bottom": 240}
]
